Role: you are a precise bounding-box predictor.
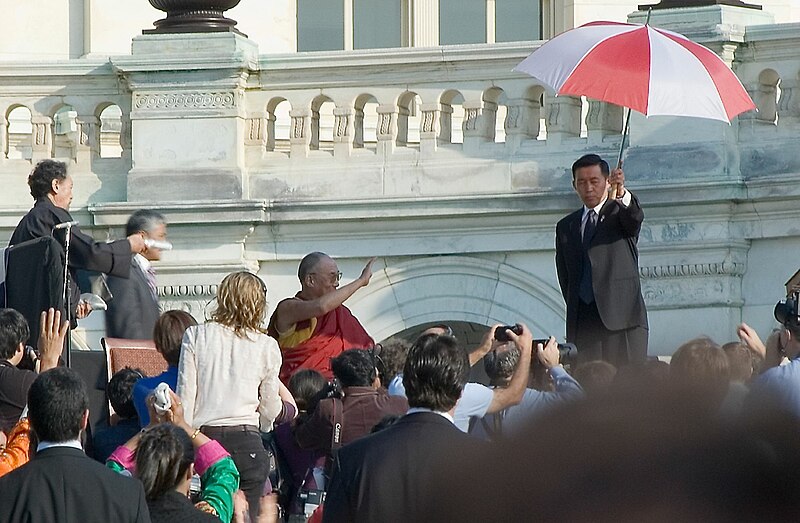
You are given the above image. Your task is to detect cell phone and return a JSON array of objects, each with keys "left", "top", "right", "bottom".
[{"left": 494, "top": 325, "right": 522, "bottom": 342}]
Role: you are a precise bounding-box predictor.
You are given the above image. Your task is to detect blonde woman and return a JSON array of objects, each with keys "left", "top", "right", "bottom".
[{"left": 176, "top": 271, "right": 282, "bottom": 520}]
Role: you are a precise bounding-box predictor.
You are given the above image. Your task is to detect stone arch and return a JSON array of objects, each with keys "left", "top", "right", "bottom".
[
  {"left": 396, "top": 90, "right": 421, "bottom": 146},
  {"left": 439, "top": 89, "right": 465, "bottom": 144},
  {"left": 483, "top": 86, "right": 507, "bottom": 143},
  {"left": 95, "top": 102, "right": 122, "bottom": 158},
  {"left": 266, "top": 96, "right": 291, "bottom": 152},
  {"left": 5, "top": 104, "right": 32, "bottom": 159},
  {"left": 756, "top": 69, "right": 780, "bottom": 124},
  {"left": 353, "top": 93, "right": 378, "bottom": 149},
  {"left": 346, "top": 255, "right": 566, "bottom": 342},
  {"left": 310, "top": 94, "right": 335, "bottom": 151}
]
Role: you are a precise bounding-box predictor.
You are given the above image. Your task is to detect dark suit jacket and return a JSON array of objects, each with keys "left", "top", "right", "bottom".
[
  {"left": 294, "top": 386, "right": 408, "bottom": 452},
  {"left": 555, "top": 194, "right": 648, "bottom": 341},
  {"left": 10, "top": 198, "right": 132, "bottom": 320},
  {"left": 106, "top": 259, "right": 160, "bottom": 340},
  {"left": 0, "top": 446, "right": 151, "bottom": 523},
  {"left": 323, "top": 411, "right": 484, "bottom": 523}
]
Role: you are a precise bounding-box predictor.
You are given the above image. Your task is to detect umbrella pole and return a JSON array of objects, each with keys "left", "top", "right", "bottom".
[{"left": 611, "top": 107, "right": 632, "bottom": 199}]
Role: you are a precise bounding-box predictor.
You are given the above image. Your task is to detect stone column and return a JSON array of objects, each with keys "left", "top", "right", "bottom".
[
  {"left": 545, "top": 96, "right": 581, "bottom": 145},
  {"left": 353, "top": 107, "right": 365, "bottom": 149},
  {"left": 245, "top": 112, "right": 267, "bottom": 160},
  {"left": 333, "top": 107, "right": 354, "bottom": 157},
  {"left": 409, "top": 0, "right": 439, "bottom": 46},
  {"left": 462, "top": 100, "right": 496, "bottom": 153},
  {"left": 503, "top": 97, "right": 541, "bottom": 151},
  {"left": 585, "top": 100, "right": 623, "bottom": 146},
  {"left": 112, "top": 33, "right": 259, "bottom": 201},
  {"left": 30, "top": 116, "right": 52, "bottom": 162},
  {"left": 419, "top": 102, "right": 452, "bottom": 154},
  {"left": 289, "top": 109, "right": 311, "bottom": 158},
  {"left": 75, "top": 115, "right": 100, "bottom": 163},
  {"left": 777, "top": 78, "right": 799, "bottom": 125},
  {"left": 376, "top": 104, "right": 398, "bottom": 156},
  {"left": 264, "top": 112, "right": 277, "bottom": 152}
]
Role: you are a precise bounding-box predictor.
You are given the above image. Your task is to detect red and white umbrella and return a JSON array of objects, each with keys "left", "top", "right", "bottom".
[{"left": 514, "top": 21, "right": 755, "bottom": 124}]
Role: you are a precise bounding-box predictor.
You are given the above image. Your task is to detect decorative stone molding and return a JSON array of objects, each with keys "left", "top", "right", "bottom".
[
  {"left": 639, "top": 261, "right": 746, "bottom": 279},
  {"left": 158, "top": 284, "right": 218, "bottom": 299},
  {"left": 245, "top": 116, "right": 266, "bottom": 144},
  {"left": 133, "top": 91, "right": 237, "bottom": 111}
]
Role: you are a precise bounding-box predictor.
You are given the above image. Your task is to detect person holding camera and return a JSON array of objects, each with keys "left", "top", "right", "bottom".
[
  {"left": 745, "top": 296, "right": 800, "bottom": 417},
  {"left": 470, "top": 336, "right": 583, "bottom": 441},
  {"left": 555, "top": 154, "right": 648, "bottom": 367}
]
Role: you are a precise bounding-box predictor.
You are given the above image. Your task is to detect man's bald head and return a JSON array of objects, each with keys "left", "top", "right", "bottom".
[{"left": 298, "top": 252, "right": 330, "bottom": 282}]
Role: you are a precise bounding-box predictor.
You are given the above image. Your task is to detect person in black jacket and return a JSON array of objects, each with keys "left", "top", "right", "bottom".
[
  {"left": 9, "top": 160, "right": 146, "bottom": 321},
  {"left": 555, "top": 154, "right": 648, "bottom": 367}
]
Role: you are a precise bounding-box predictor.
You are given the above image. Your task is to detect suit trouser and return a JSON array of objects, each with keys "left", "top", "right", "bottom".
[
  {"left": 201, "top": 424, "right": 269, "bottom": 520},
  {"left": 575, "top": 300, "right": 648, "bottom": 367}
]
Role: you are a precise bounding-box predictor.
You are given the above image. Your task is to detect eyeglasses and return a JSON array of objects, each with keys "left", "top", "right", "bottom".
[{"left": 311, "top": 271, "right": 342, "bottom": 282}]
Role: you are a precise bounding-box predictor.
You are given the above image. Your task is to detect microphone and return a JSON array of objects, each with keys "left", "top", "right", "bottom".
[
  {"left": 144, "top": 239, "right": 173, "bottom": 251},
  {"left": 53, "top": 220, "right": 78, "bottom": 230}
]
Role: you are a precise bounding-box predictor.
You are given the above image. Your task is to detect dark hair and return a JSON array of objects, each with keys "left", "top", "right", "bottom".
[
  {"left": 28, "top": 367, "right": 89, "bottom": 442},
  {"left": 107, "top": 367, "right": 143, "bottom": 420},
  {"left": 484, "top": 344, "right": 520, "bottom": 385},
  {"left": 0, "top": 308, "right": 29, "bottom": 360},
  {"left": 28, "top": 160, "right": 68, "bottom": 200},
  {"left": 403, "top": 334, "right": 468, "bottom": 411},
  {"left": 135, "top": 424, "right": 194, "bottom": 500},
  {"left": 331, "top": 349, "right": 377, "bottom": 388},
  {"left": 126, "top": 209, "right": 166, "bottom": 237},
  {"left": 153, "top": 310, "right": 197, "bottom": 367},
  {"left": 573, "top": 360, "right": 617, "bottom": 396},
  {"left": 374, "top": 338, "right": 410, "bottom": 387},
  {"left": 571, "top": 154, "right": 610, "bottom": 181},
  {"left": 298, "top": 252, "right": 328, "bottom": 282},
  {"left": 288, "top": 369, "right": 328, "bottom": 412}
]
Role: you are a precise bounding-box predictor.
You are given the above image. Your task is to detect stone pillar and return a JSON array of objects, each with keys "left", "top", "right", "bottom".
[
  {"left": 586, "top": 100, "right": 623, "bottom": 145},
  {"left": 353, "top": 107, "right": 365, "bottom": 149},
  {"left": 410, "top": 0, "right": 439, "bottom": 46},
  {"left": 462, "top": 100, "right": 495, "bottom": 153},
  {"left": 289, "top": 109, "right": 310, "bottom": 158},
  {"left": 376, "top": 104, "right": 397, "bottom": 156},
  {"left": 333, "top": 107, "right": 354, "bottom": 157},
  {"left": 419, "top": 102, "right": 452, "bottom": 154},
  {"left": 120, "top": 111, "right": 133, "bottom": 165},
  {"left": 777, "top": 78, "right": 799, "bottom": 125},
  {"left": 265, "top": 112, "right": 277, "bottom": 152},
  {"left": 112, "top": 33, "right": 259, "bottom": 201},
  {"left": 245, "top": 112, "right": 267, "bottom": 160},
  {"left": 30, "top": 116, "right": 52, "bottom": 161},
  {"left": 503, "top": 97, "right": 541, "bottom": 151},
  {"left": 75, "top": 115, "right": 100, "bottom": 163},
  {"left": 545, "top": 96, "right": 581, "bottom": 145}
]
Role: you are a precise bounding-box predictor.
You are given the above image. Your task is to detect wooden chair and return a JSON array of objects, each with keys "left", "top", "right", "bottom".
[{"left": 101, "top": 337, "right": 167, "bottom": 419}]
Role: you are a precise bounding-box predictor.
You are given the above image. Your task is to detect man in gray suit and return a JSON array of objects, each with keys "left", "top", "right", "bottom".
[{"left": 105, "top": 210, "right": 166, "bottom": 340}]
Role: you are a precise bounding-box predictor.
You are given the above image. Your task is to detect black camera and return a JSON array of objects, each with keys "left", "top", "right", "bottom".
[
  {"left": 534, "top": 339, "right": 578, "bottom": 367},
  {"left": 494, "top": 325, "right": 522, "bottom": 342},
  {"left": 774, "top": 293, "right": 800, "bottom": 328}
]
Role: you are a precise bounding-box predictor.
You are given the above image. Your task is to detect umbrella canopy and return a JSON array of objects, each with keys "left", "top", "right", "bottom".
[{"left": 514, "top": 21, "right": 755, "bottom": 124}]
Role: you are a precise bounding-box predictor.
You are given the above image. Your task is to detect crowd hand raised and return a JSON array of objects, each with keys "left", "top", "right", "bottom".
[
  {"left": 37, "top": 308, "right": 68, "bottom": 367},
  {"left": 127, "top": 233, "right": 147, "bottom": 254},
  {"left": 359, "top": 257, "right": 377, "bottom": 285},
  {"left": 504, "top": 323, "right": 533, "bottom": 353},
  {"left": 737, "top": 322, "right": 766, "bottom": 360},
  {"left": 536, "top": 337, "right": 560, "bottom": 369}
]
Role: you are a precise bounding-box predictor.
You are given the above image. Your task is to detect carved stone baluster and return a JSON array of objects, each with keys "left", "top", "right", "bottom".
[
  {"left": 778, "top": 78, "right": 797, "bottom": 124},
  {"left": 245, "top": 113, "right": 267, "bottom": 160},
  {"left": 75, "top": 115, "right": 100, "bottom": 163},
  {"left": 545, "top": 96, "right": 581, "bottom": 146},
  {"left": 30, "top": 116, "right": 52, "bottom": 161},
  {"left": 376, "top": 104, "right": 397, "bottom": 156},
  {"left": 333, "top": 107, "right": 353, "bottom": 157},
  {"left": 462, "top": 100, "right": 494, "bottom": 153},
  {"left": 353, "top": 107, "right": 365, "bottom": 149},
  {"left": 585, "top": 100, "right": 623, "bottom": 145},
  {"left": 289, "top": 109, "right": 310, "bottom": 158},
  {"left": 503, "top": 97, "right": 540, "bottom": 151},
  {"left": 265, "top": 112, "right": 277, "bottom": 152}
]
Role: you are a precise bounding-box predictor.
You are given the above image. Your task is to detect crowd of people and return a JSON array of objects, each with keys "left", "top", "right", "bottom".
[{"left": 1, "top": 159, "right": 800, "bottom": 522}]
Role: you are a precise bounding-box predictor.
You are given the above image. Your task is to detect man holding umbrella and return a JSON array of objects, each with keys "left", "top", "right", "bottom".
[{"left": 555, "top": 154, "right": 648, "bottom": 367}]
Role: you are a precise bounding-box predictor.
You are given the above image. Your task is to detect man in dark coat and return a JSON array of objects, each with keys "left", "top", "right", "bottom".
[
  {"left": 555, "top": 154, "right": 648, "bottom": 366},
  {"left": 322, "top": 330, "right": 516, "bottom": 522},
  {"left": 0, "top": 367, "right": 151, "bottom": 522},
  {"left": 9, "top": 160, "right": 146, "bottom": 322},
  {"left": 105, "top": 210, "right": 167, "bottom": 340}
]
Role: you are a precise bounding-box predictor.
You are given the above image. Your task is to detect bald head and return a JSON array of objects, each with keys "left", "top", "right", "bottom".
[{"left": 298, "top": 252, "right": 330, "bottom": 282}]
